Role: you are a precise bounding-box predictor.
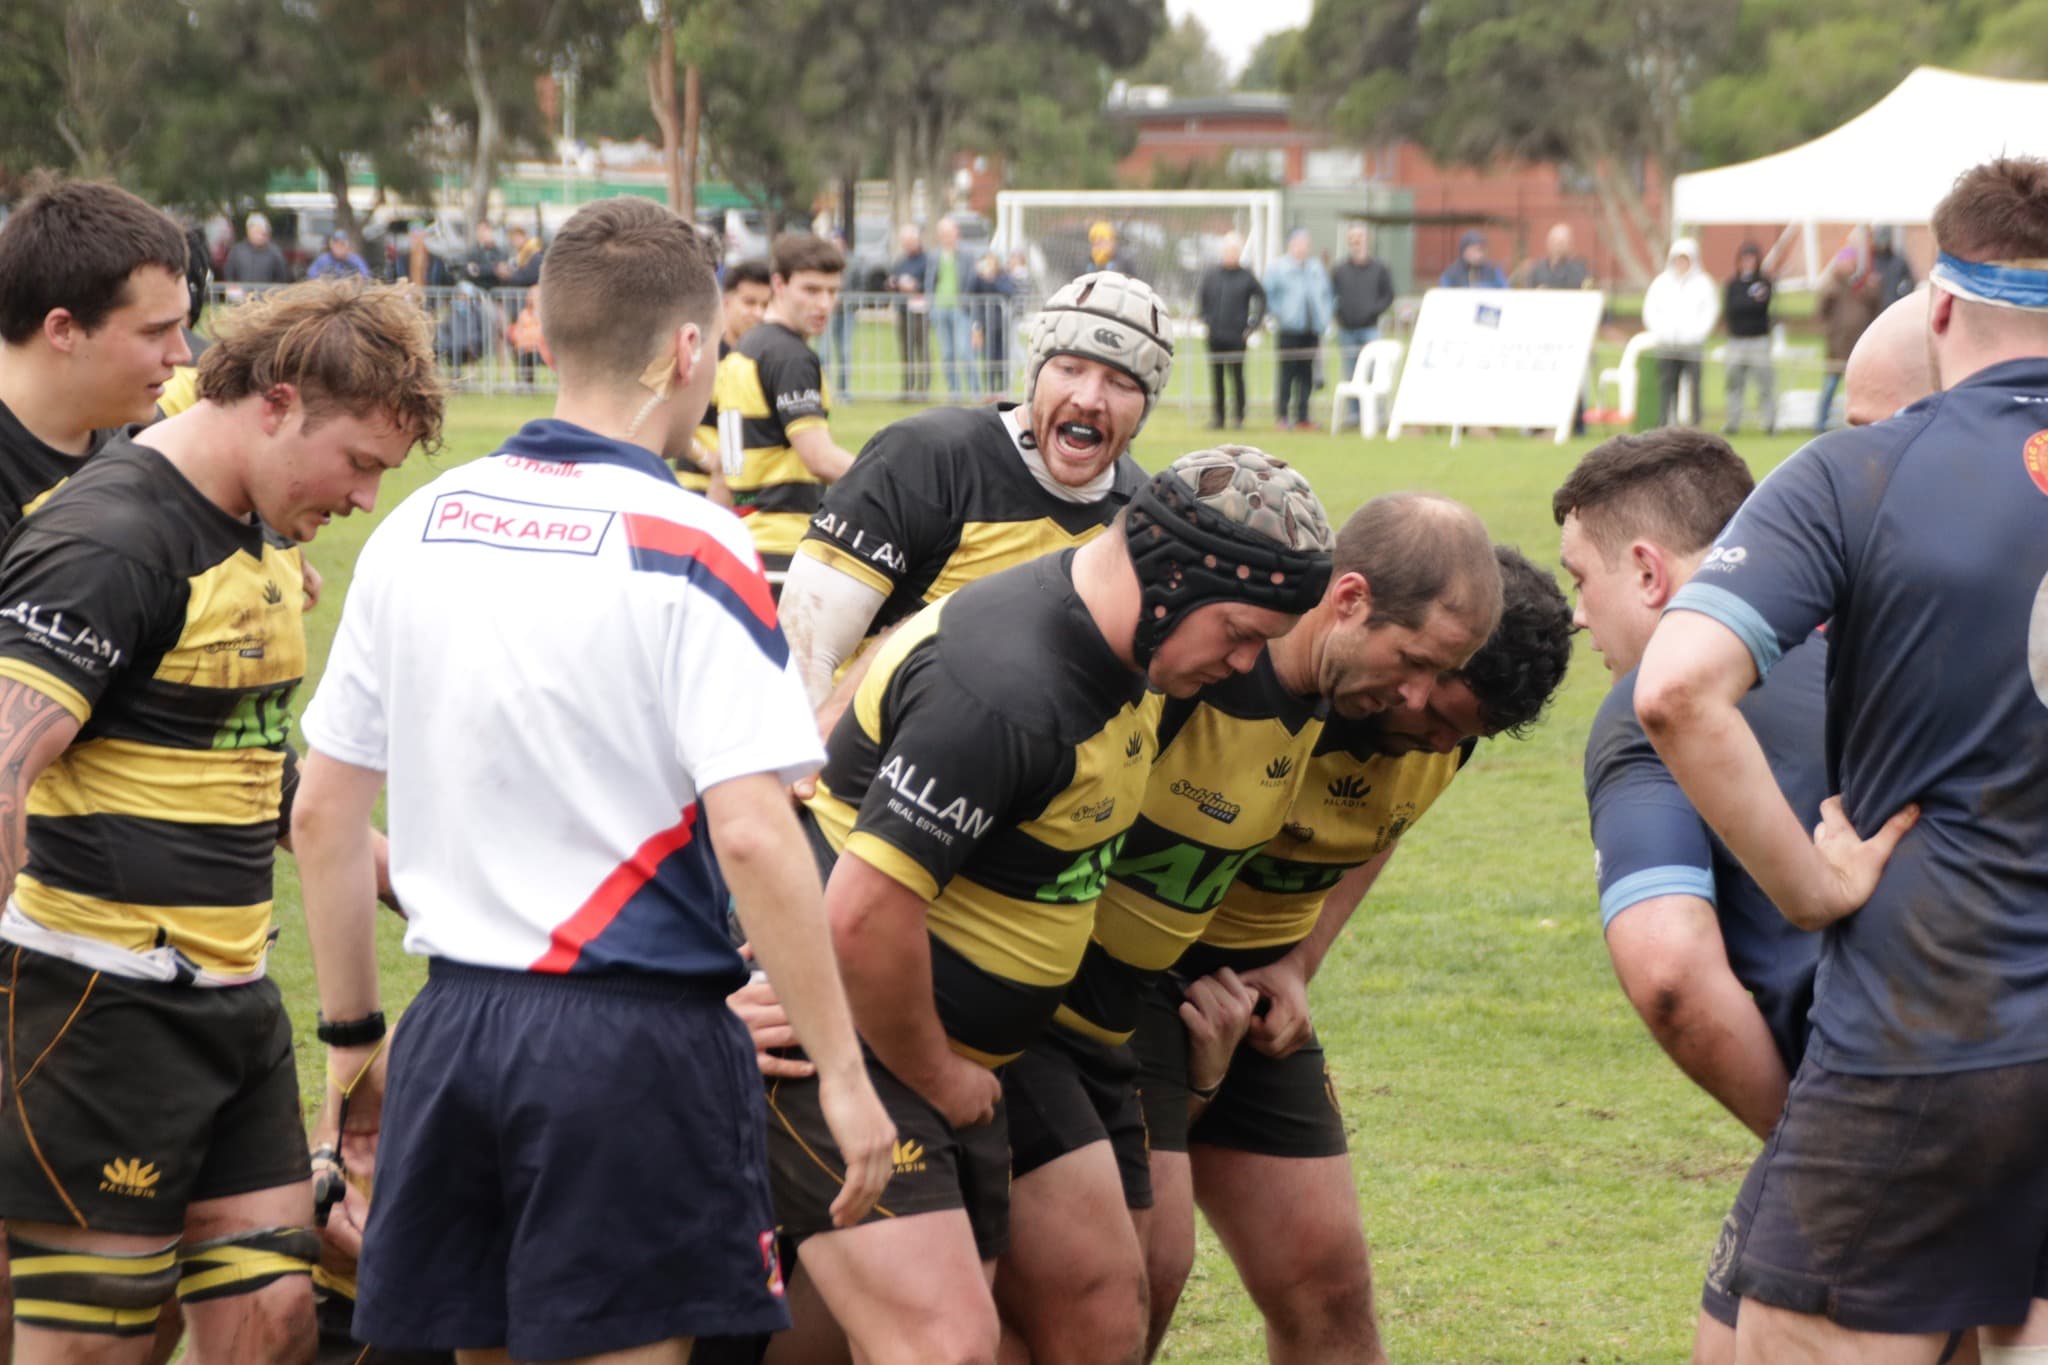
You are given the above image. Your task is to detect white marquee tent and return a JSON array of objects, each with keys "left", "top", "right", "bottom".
[{"left": 1672, "top": 67, "right": 2048, "bottom": 279}]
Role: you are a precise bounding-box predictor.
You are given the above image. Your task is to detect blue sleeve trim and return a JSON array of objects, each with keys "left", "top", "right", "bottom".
[
  {"left": 1600, "top": 866, "right": 1716, "bottom": 928},
  {"left": 1666, "top": 582, "right": 1784, "bottom": 680}
]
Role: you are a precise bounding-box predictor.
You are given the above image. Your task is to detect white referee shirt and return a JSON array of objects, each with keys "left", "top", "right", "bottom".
[{"left": 300, "top": 419, "right": 824, "bottom": 980}]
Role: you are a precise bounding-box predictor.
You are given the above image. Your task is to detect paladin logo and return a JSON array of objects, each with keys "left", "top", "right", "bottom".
[
  {"left": 1125, "top": 732, "right": 1144, "bottom": 760},
  {"left": 1262, "top": 755, "right": 1294, "bottom": 786},
  {"left": 1326, "top": 775, "right": 1373, "bottom": 805},
  {"left": 892, "top": 1139, "right": 927, "bottom": 1174},
  {"left": 100, "top": 1158, "right": 160, "bottom": 1198},
  {"left": 261, "top": 580, "right": 284, "bottom": 606}
]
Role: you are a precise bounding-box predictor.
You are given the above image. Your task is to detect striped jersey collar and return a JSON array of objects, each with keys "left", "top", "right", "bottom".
[{"left": 495, "top": 419, "right": 673, "bottom": 484}]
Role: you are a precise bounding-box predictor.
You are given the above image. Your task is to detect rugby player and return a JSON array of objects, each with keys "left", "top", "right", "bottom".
[
  {"left": 712, "top": 233, "right": 855, "bottom": 586},
  {"left": 0, "top": 181, "right": 192, "bottom": 530},
  {"left": 1556, "top": 431, "right": 1825, "bottom": 1363},
  {"left": 999, "top": 491, "right": 1506, "bottom": 1364},
  {"left": 1636, "top": 155, "right": 2048, "bottom": 1363},
  {"left": 764, "top": 450, "right": 1335, "bottom": 1365},
  {"left": 680, "top": 257, "right": 773, "bottom": 503},
  {"left": 780, "top": 271, "right": 1169, "bottom": 710},
  {"left": 0, "top": 278, "right": 442, "bottom": 1362},
  {"left": 1134, "top": 545, "right": 1573, "bottom": 1364},
  {"left": 291, "top": 197, "right": 891, "bottom": 1365},
  {"left": 1843, "top": 285, "right": 1936, "bottom": 427}
]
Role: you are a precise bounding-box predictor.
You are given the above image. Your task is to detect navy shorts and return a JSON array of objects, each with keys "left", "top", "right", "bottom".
[
  {"left": 1712, "top": 1056, "right": 2048, "bottom": 1334},
  {"left": 354, "top": 960, "right": 787, "bottom": 1360},
  {"left": 1002, "top": 1026, "right": 1152, "bottom": 1210}
]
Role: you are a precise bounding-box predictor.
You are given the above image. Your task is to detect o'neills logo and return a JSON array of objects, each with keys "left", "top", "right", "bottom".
[{"left": 1171, "top": 778, "right": 1240, "bottom": 824}]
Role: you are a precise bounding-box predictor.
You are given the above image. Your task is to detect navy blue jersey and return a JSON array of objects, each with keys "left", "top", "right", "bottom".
[
  {"left": 1587, "top": 639, "right": 1827, "bottom": 1072},
  {"left": 1668, "top": 358, "right": 2048, "bottom": 1075}
]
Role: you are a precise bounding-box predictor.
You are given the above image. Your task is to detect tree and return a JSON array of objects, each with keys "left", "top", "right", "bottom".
[
  {"left": 1120, "top": 13, "right": 1228, "bottom": 97},
  {"left": 1237, "top": 27, "right": 1299, "bottom": 91},
  {"left": 1287, "top": 0, "right": 1738, "bottom": 282}
]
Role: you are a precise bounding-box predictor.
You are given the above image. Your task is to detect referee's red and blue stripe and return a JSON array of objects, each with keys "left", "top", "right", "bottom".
[
  {"left": 622, "top": 514, "right": 787, "bottom": 665},
  {"left": 532, "top": 804, "right": 730, "bottom": 975}
]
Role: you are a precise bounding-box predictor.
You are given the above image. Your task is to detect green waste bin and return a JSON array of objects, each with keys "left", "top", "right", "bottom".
[{"left": 1633, "top": 348, "right": 1661, "bottom": 432}]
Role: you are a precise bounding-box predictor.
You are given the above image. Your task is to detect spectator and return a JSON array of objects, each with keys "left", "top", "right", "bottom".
[
  {"left": 965, "top": 250, "right": 1015, "bottom": 396},
  {"left": 886, "top": 222, "right": 930, "bottom": 399},
  {"left": 1439, "top": 229, "right": 1507, "bottom": 288},
  {"left": 927, "top": 216, "right": 978, "bottom": 400},
  {"left": 821, "top": 227, "right": 853, "bottom": 395},
  {"left": 1086, "top": 219, "right": 1135, "bottom": 278},
  {"left": 1722, "top": 240, "right": 1776, "bottom": 435},
  {"left": 1007, "top": 248, "right": 1035, "bottom": 306},
  {"left": 1330, "top": 223, "right": 1394, "bottom": 425},
  {"left": 307, "top": 229, "right": 370, "bottom": 280},
  {"left": 1814, "top": 246, "right": 1882, "bottom": 431},
  {"left": 1197, "top": 231, "right": 1266, "bottom": 430},
  {"left": 1641, "top": 237, "right": 1719, "bottom": 426},
  {"left": 1868, "top": 226, "right": 1916, "bottom": 305},
  {"left": 463, "top": 221, "right": 507, "bottom": 286},
  {"left": 1522, "top": 223, "right": 1591, "bottom": 289},
  {"left": 499, "top": 222, "right": 543, "bottom": 287},
  {"left": 223, "top": 212, "right": 292, "bottom": 288},
  {"left": 1265, "top": 227, "right": 1333, "bottom": 431}
]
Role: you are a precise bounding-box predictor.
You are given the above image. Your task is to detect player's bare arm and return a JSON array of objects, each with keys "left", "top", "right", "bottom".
[
  {"left": 0, "top": 681, "right": 80, "bottom": 896},
  {"left": 1180, "top": 968, "right": 1259, "bottom": 1121},
  {"left": 1604, "top": 894, "right": 1791, "bottom": 1139},
  {"left": 706, "top": 771, "right": 894, "bottom": 1226},
  {"left": 826, "top": 851, "right": 1000, "bottom": 1129},
  {"left": 1240, "top": 848, "right": 1394, "bottom": 1060},
  {"left": 789, "top": 425, "right": 855, "bottom": 484},
  {"left": 1635, "top": 611, "right": 1916, "bottom": 929}
]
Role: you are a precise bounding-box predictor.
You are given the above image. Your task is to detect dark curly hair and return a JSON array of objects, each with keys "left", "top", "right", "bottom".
[{"left": 1455, "top": 545, "right": 1575, "bottom": 738}]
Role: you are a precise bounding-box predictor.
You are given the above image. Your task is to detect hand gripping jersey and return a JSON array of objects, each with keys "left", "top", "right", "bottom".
[
  {"left": 1586, "top": 643, "right": 1826, "bottom": 1072},
  {"left": 711, "top": 320, "right": 831, "bottom": 572},
  {"left": 301, "top": 419, "right": 823, "bottom": 984},
  {"left": 1057, "top": 656, "right": 1324, "bottom": 1046},
  {"left": 796, "top": 404, "right": 1146, "bottom": 634},
  {"left": 1184, "top": 718, "right": 1467, "bottom": 977},
  {"left": 0, "top": 436, "right": 305, "bottom": 978},
  {"left": 803, "top": 550, "right": 1158, "bottom": 1067},
  {"left": 1668, "top": 360, "right": 2048, "bottom": 1075}
]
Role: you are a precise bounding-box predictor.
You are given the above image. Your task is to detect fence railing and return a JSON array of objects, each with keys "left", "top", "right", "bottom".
[{"left": 203, "top": 283, "right": 1844, "bottom": 428}]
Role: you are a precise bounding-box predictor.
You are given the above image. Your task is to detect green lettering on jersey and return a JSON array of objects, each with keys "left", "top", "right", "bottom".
[
  {"left": 1035, "top": 835, "right": 1126, "bottom": 904},
  {"left": 213, "top": 688, "right": 294, "bottom": 750},
  {"left": 1111, "top": 841, "right": 1262, "bottom": 912},
  {"left": 1239, "top": 854, "right": 1347, "bottom": 897}
]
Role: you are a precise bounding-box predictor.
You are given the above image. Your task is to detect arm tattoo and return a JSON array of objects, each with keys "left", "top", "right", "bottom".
[{"left": 0, "top": 684, "right": 74, "bottom": 900}]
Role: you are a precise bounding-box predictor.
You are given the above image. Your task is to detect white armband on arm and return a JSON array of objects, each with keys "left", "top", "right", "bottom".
[{"left": 780, "top": 552, "right": 889, "bottom": 707}]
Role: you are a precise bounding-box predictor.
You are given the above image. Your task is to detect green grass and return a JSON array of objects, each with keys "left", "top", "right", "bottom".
[{"left": 268, "top": 393, "right": 1812, "bottom": 1363}]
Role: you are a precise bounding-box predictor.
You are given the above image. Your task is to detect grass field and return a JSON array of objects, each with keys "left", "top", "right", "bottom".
[{"left": 267, "top": 393, "right": 1810, "bottom": 1363}]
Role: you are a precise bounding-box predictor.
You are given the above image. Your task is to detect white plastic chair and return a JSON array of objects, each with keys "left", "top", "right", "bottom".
[
  {"left": 1597, "top": 331, "right": 1655, "bottom": 424},
  {"left": 1328, "top": 339, "right": 1405, "bottom": 437}
]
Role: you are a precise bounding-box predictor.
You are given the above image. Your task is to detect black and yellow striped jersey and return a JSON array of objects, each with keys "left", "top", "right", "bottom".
[
  {"left": 0, "top": 435, "right": 305, "bottom": 975},
  {"left": 711, "top": 321, "right": 830, "bottom": 570},
  {"left": 1185, "top": 721, "right": 1472, "bottom": 973},
  {"left": 804, "top": 550, "right": 1159, "bottom": 1067},
  {"left": 0, "top": 395, "right": 113, "bottom": 534},
  {"left": 675, "top": 338, "right": 733, "bottom": 496},
  {"left": 1057, "top": 655, "right": 1325, "bottom": 1046},
  {"left": 796, "top": 404, "right": 1145, "bottom": 634}
]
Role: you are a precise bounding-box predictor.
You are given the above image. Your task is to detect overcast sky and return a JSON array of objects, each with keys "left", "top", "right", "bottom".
[{"left": 1167, "top": 0, "right": 1313, "bottom": 78}]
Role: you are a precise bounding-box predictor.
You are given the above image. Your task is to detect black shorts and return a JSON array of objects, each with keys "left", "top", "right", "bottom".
[
  {"left": 0, "top": 946, "right": 309, "bottom": 1236},
  {"left": 765, "top": 1052, "right": 1011, "bottom": 1261},
  {"left": 1131, "top": 976, "right": 1348, "bottom": 1160},
  {"left": 1002, "top": 1027, "right": 1153, "bottom": 1210},
  {"left": 1715, "top": 1056, "right": 2048, "bottom": 1334},
  {"left": 1701, "top": 1185, "right": 1749, "bottom": 1329},
  {"left": 354, "top": 960, "right": 787, "bottom": 1361}
]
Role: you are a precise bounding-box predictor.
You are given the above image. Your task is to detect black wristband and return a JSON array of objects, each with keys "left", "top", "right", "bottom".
[
  {"left": 1189, "top": 1077, "right": 1223, "bottom": 1102},
  {"left": 317, "top": 1012, "right": 387, "bottom": 1047}
]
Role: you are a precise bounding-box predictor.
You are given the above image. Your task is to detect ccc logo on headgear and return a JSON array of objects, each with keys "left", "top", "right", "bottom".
[{"left": 1092, "top": 327, "right": 1126, "bottom": 349}]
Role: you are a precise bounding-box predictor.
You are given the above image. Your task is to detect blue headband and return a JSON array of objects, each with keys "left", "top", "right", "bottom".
[{"left": 1930, "top": 251, "right": 2048, "bottom": 310}]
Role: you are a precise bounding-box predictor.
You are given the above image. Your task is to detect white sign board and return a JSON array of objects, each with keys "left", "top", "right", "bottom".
[{"left": 1386, "top": 289, "right": 1606, "bottom": 443}]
